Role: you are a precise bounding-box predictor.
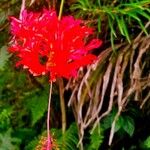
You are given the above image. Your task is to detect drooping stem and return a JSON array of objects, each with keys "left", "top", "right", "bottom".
[
  {"left": 47, "top": 81, "right": 53, "bottom": 150},
  {"left": 58, "top": 0, "right": 65, "bottom": 20},
  {"left": 58, "top": 78, "right": 66, "bottom": 133}
]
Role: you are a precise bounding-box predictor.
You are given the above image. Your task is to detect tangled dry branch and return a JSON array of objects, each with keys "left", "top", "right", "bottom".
[{"left": 67, "top": 21, "right": 150, "bottom": 148}]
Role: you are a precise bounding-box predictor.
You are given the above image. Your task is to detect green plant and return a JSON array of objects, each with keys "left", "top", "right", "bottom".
[
  {"left": 141, "top": 136, "right": 150, "bottom": 149},
  {"left": 102, "top": 108, "right": 135, "bottom": 137},
  {"left": 87, "top": 124, "right": 104, "bottom": 150},
  {"left": 71, "top": 0, "right": 150, "bottom": 48},
  {"left": 0, "top": 46, "right": 11, "bottom": 70},
  {"left": 0, "top": 129, "right": 21, "bottom": 150},
  {"left": 53, "top": 123, "right": 79, "bottom": 150},
  {"left": 24, "top": 89, "right": 49, "bottom": 126}
]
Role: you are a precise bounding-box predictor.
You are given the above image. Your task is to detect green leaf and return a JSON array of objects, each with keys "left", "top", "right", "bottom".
[
  {"left": 25, "top": 90, "right": 49, "bottom": 126},
  {"left": 0, "top": 12, "right": 7, "bottom": 25},
  {"left": 142, "top": 136, "right": 150, "bottom": 148},
  {"left": 145, "top": 8, "right": 150, "bottom": 13},
  {"left": 101, "top": 108, "right": 117, "bottom": 130},
  {"left": 0, "top": 108, "right": 11, "bottom": 130},
  {"left": 98, "top": 16, "right": 101, "bottom": 32},
  {"left": 52, "top": 123, "right": 78, "bottom": 150},
  {"left": 88, "top": 124, "right": 104, "bottom": 150},
  {"left": 115, "top": 15, "right": 125, "bottom": 36},
  {"left": 115, "top": 116, "right": 124, "bottom": 132},
  {"left": 120, "top": 16, "right": 131, "bottom": 43},
  {"left": 110, "top": 31, "right": 115, "bottom": 51},
  {"left": 138, "top": 20, "right": 148, "bottom": 35},
  {"left": 78, "top": 0, "right": 87, "bottom": 8},
  {"left": 127, "top": 12, "right": 141, "bottom": 21},
  {"left": 0, "top": 129, "right": 21, "bottom": 150},
  {"left": 25, "top": 138, "right": 38, "bottom": 150},
  {"left": 108, "top": 15, "right": 116, "bottom": 50},
  {"left": 0, "top": 46, "right": 11, "bottom": 70},
  {"left": 97, "top": 0, "right": 101, "bottom": 7},
  {"left": 84, "top": 0, "right": 91, "bottom": 8},
  {"left": 108, "top": 16, "right": 116, "bottom": 37},
  {"left": 137, "top": 9, "right": 150, "bottom": 20},
  {"left": 104, "top": 7, "right": 115, "bottom": 20},
  {"left": 122, "top": 116, "right": 135, "bottom": 137},
  {"left": 13, "top": 128, "right": 36, "bottom": 141},
  {"left": 101, "top": 108, "right": 135, "bottom": 136}
]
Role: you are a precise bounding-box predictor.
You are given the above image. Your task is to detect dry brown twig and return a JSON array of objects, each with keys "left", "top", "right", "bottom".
[{"left": 66, "top": 21, "right": 150, "bottom": 148}]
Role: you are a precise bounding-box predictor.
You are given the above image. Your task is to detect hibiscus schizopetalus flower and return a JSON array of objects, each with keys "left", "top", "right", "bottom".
[{"left": 9, "top": 9, "right": 102, "bottom": 81}]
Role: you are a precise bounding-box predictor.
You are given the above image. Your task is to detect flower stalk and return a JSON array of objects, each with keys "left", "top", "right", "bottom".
[
  {"left": 58, "top": 0, "right": 67, "bottom": 134},
  {"left": 58, "top": 0, "right": 65, "bottom": 20},
  {"left": 47, "top": 82, "right": 53, "bottom": 149},
  {"left": 58, "top": 78, "right": 66, "bottom": 133}
]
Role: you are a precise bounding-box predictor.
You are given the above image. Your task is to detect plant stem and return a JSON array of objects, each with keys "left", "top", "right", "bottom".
[
  {"left": 58, "top": 0, "right": 66, "bottom": 134},
  {"left": 58, "top": 78, "right": 66, "bottom": 134},
  {"left": 47, "top": 82, "right": 53, "bottom": 150},
  {"left": 58, "top": 0, "right": 65, "bottom": 20}
]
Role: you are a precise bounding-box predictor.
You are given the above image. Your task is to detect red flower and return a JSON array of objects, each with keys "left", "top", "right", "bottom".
[{"left": 9, "top": 9, "right": 102, "bottom": 81}]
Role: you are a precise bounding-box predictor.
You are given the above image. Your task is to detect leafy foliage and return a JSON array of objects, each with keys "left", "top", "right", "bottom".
[
  {"left": 0, "top": 129, "right": 21, "bottom": 150},
  {"left": 24, "top": 89, "right": 49, "bottom": 126},
  {"left": 25, "top": 137, "right": 39, "bottom": 150},
  {"left": 0, "top": 108, "right": 11, "bottom": 130},
  {"left": 102, "top": 108, "right": 135, "bottom": 136},
  {"left": 87, "top": 125, "right": 104, "bottom": 150},
  {"left": 71, "top": 0, "right": 150, "bottom": 47},
  {"left": 122, "top": 116, "right": 135, "bottom": 137},
  {"left": 141, "top": 136, "right": 150, "bottom": 149},
  {"left": 0, "top": 46, "right": 11, "bottom": 70},
  {"left": 52, "top": 123, "right": 79, "bottom": 150}
]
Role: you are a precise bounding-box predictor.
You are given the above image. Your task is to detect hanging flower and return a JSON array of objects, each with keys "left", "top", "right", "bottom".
[
  {"left": 36, "top": 135, "right": 58, "bottom": 150},
  {"left": 9, "top": 9, "right": 102, "bottom": 81}
]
